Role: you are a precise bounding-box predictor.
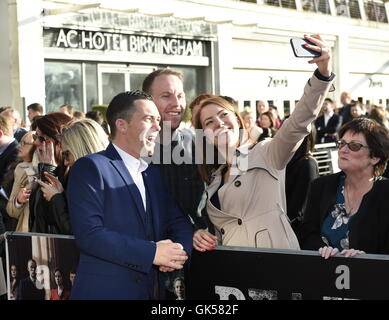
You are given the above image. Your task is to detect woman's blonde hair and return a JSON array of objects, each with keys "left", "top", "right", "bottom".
[{"left": 61, "top": 118, "right": 109, "bottom": 161}]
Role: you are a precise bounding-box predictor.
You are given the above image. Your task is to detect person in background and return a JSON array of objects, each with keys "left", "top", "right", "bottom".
[
  {"left": 285, "top": 130, "right": 319, "bottom": 231},
  {"left": 192, "top": 34, "right": 334, "bottom": 251},
  {"left": 27, "top": 103, "right": 44, "bottom": 125},
  {"left": 350, "top": 101, "right": 366, "bottom": 120},
  {"left": 299, "top": 118, "right": 389, "bottom": 258},
  {"left": 269, "top": 105, "right": 282, "bottom": 129},
  {"left": 6, "top": 131, "right": 37, "bottom": 232},
  {"left": 28, "top": 112, "right": 73, "bottom": 234},
  {"left": 50, "top": 268, "right": 70, "bottom": 300},
  {"left": 240, "top": 107, "right": 263, "bottom": 141},
  {"left": 9, "top": 264, "right": 19, "bottom": 300},
  {"left": 314, "top": 98, "right": 341, "bottom": 144},
  {"left": 17, "top": 259, "right": 45, "bottom": 300},
  {"left": 86, "top": 110, "right": 103, "bottom": 125},
  {"left": 338, "top": 91, "right": 353, "bottom": 125},
  {"left": 259, "top": 111, "right": 277, "bottom": 137},
  {"left": 0, "top": 108, "right": 27, "bottom": 142},
  {"left": 256, "top": 100, "right": 269, "bottom": 126},
  {"left": 72, "top": 111, "right": 85, "bottom": 120},
  {"left": 369, "top": 105, "right": 389, "bottom": 129},
  {"left": 173, "top": 276, "right": 185, "bottom": 300},
  {"left": 58, "top": 104, "right": 74, "bottom": 118},
  {"left": 34, "top": 118, "right": 109, "bottom": 235},
  {"left": 69, "top": 269, "right": 76, "bottom": 289},
  {"left": 67, "top": 90, "right": 192, "bottom": 300}
]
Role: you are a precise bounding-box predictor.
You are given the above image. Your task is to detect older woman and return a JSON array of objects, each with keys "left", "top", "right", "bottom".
[
  {"left": 299, "top": 118, "right": 389, "bottom": 258},
  {"left": 192, "top": 34, "right": 334, "bottom": 251}
]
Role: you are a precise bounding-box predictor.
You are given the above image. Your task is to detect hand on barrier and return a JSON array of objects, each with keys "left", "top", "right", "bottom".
[
  {"left": 153, "top": 239, "right": 188, "bottom": 272},
  {"left": 318, "top": 246, "right": 339, "bottom": 259},
  {"left": 193, "top": 229, "right": 217, "bottom": 252},
  {"left": 340, "top": 249, "right": 365, "bottom": 258}
]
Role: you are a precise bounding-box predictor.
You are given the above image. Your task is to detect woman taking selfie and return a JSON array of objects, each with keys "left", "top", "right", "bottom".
[{"left": 192, "top": 34, "right": 335, "bottom": 251}]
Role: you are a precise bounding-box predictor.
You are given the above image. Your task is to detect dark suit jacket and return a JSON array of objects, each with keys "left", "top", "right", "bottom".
[
  {"left": 315, "top": 113, "right": 341, "bottom": 144},
  {"left": 0, "top": 140, "right": 19, "bottom": 186},
  {"left": 17, "top": 277, "right": 45, "bottom": 300},
  {"left": 67, "top": 143, "right": 193, "bottom": 300},
  {"left": 298, "top": 172, "right": 389, "bottom": 254}
]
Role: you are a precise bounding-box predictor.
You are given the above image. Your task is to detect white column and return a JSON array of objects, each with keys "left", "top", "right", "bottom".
[
  {"left": 0, "top": 0, "right": 21, "bottom": 108},
  {"left": 334, "top": 33, "right": 350, "bottom": 100},
  {"left": 215, "top": 23, "right": 233, "bottom": 96},
  {"left": 16, "top": 0, "right": 46, "bottom": 113}
]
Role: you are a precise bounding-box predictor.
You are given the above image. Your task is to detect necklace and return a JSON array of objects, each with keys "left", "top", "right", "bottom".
[
  {"left": 343, "top": 185, "right": 354, "bottom": 216},
  {"left": 344, "top": 178, "right": 374, "bottom": 216}
]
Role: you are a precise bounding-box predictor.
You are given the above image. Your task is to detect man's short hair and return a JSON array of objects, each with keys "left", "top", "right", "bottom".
[
  {"left": 324, "top": 98, "right": 333, "bottom": 104},
  {"left": 27, "top": 103, "right": 43, "bottom": 114},
  {"left": 106, "top": 90, "right": 153, "bottom": 138},
  {"left": 142, "top": 68, "right": 183, "bottom": 94}
]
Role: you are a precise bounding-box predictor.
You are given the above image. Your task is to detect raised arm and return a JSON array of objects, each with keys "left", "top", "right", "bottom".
[{"left": 265, "top": 34, "right": 334, "bottom": 170}]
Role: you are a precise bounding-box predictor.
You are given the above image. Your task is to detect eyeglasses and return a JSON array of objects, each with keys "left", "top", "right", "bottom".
[
  {"left": 32, "top": 134, "right": 47, "bottom": 143},
  {"left": 19, "top": 141, "right": 34, "bottom": 147},
  {"left": 62, "top": 150, "right": 72, "bottom": 161},
  {"left": 336, "top": 140, "right": 369, "bottom": 152}
]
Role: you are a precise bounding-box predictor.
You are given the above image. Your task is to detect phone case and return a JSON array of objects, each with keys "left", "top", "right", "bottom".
[{"left": 290, "top": 38, "right": 321, "bottom": 58}]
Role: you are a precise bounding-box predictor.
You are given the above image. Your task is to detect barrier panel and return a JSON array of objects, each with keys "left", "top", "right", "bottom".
[
  {"left": 3, "top": 232, "right": 79, "bottom": 300},
  {"left": 187, "top": 246, "right": 389, "bottom": 300}
]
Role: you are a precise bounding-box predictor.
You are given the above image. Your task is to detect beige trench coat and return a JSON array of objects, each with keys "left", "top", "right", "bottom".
[
  {"left": 206, "top": 75, "right": 334, "bottom": 250},
  {"left": 6, "top": 162, "right": 36, "bottom": 232}
]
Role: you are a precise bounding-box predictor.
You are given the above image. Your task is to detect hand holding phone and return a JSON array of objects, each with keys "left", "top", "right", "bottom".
[{"left": 290, "top": 38, "right": 321, "bottom": 58}]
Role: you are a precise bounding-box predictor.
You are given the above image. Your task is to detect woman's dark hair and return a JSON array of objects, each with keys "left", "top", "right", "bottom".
[
  {"left": 35, "top": 112, "right": 72, "bottom": 181},
  {"left": 339, "top": 118, "right": 389, "bottom": 177}
]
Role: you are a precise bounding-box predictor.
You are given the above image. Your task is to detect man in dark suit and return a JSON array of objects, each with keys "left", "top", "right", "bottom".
[
  {"left": 0, "top": 115, "right": 19, "bottom": 186},
  {"left": 315, "top": 98, "right": 342, "bottom": 144},
  {"left": 67, "top": 90, "right": 193, "bottom": 300},
  {"left": 17, "top": 259, "right": 45, "bottom": 300}
]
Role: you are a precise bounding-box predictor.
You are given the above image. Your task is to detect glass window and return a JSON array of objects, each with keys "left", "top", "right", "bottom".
[
  {"left": 244, "top": 101, "right": 251, "bottom": 108},
  {"left": 364, "top": 0, "right": 388, "bottom": 23},
  {"left": 101, "top": 72, "right": 126, "bottom": 105},
  {"left": 266, "top": 0, "right": 296, "bottom": 8},
  {"left": 302, "top": 0, "right": 331, "bottom": 14},
  {"left": 349, "top": 0, "right": 361, "bottom": 18},
  {"left": 85, "top": 63, "right": 98, "bottom": 111},
  {"left": 283, "top": 101, "right": 291, "bottom": 117},
  {"left": 335, "top": 0, "right": 351, "bottom": 17},
  {"left": 45, "top": 61, "right": 83, "bottom": 113}
]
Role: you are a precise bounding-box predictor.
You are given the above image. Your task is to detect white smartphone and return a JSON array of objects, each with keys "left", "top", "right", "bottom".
[{"left": 290, "top": 38, "right": 321, "bottom": 58}]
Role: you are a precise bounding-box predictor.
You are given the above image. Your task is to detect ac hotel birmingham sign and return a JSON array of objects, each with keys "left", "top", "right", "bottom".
[{"left": 44, "top": 28, "right": 205, "bottom": 56}]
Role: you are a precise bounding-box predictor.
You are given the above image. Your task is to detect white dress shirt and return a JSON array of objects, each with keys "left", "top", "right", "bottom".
[
  {"left": 113, "top": 144, "right": 149, "bottom": 210},
  {"left": 324, "top": 111, "right": 334, "bottom": 127}
]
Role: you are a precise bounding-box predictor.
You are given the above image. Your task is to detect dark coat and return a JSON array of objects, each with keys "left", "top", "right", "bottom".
[
  {"left": 0, "top": 140, "right": 19, "bottom": 186},
  {"left": 298, "top": 172, "right": 389, "bottom": 255},
  {"left": 17, "top": 277, "right": 45, "bottom": 300},
  {"left": 314, "top": 113, "right": 342, "bottom": 144}
]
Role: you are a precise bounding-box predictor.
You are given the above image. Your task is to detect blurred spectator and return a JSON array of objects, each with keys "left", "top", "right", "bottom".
[
  {"left": 85, "top": 110, "right": 103, "bottom": 125},
  {"left": 350, "top": 101, "right": 367, "bottom": 119},
  {"left": 58, "top": 104, "right": 74, "bottom": 118},
  {"left": 240, "top": 107, "right": 263, "bottom": 141},
  {"left": 259, "top": 111, "right": 277, "bottom": 137},
  {"left": 27, "top": 103, "right": 44, "bottom": 124},
  {"left": 0, "top": 115, "right": 18, "bottom": 187},
  {"left": 6, "top": 131, "right": 37, "bottom": 232},
  {"left": 9, "top": 264, "right": 20, "bottom": 300},
  {"left": 72, "top": 111, "right": 85, "bottom": 120},
  {"left": 315, "top": 98, "right": 341, "bottom": 144},
  {"left": 369, "top": 105, "right": 389, "bottom": 129},
  {"left": 1, "top": 108, "right": 27, "bottom": 142},
  {"left": 338, "top": 91, "right": 353, "bottom": 125},
  {"left": 256, "top": 100, "right": 269, "bottom": 126},
  {"left": 269, "top": 105, "right": 282, "bottom": 129}
]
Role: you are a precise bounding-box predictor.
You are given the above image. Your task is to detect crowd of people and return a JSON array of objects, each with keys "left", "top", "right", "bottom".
[{"left": 1, "top": 34, "right": 389, "bottom": 300}]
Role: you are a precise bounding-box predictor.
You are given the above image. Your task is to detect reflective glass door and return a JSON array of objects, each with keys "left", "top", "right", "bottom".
[{"left": 98, "top": 65, "right": 130, "bottom": 105}]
